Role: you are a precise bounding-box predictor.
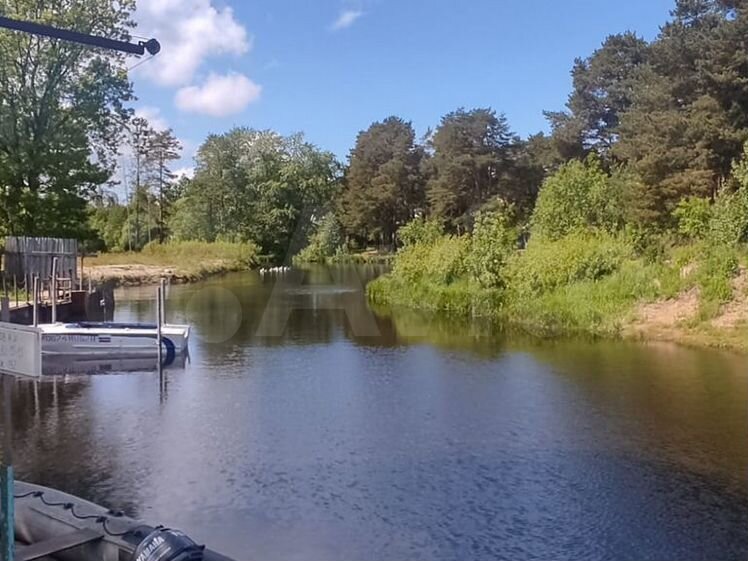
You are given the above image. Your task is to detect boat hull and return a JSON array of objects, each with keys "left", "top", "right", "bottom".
[
  {"left": 39, "top": 323, "right": 190, "bottom": 357},
  {"left": 14, "top": 481, "right": 234, "bottom": 561}
]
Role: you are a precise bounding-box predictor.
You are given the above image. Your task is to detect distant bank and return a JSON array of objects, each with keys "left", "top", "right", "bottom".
[{"left": 84, "top": 241, "right": 257, "bottom": 287}]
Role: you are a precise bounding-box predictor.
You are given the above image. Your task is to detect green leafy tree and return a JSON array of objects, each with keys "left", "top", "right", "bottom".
[
  {"left": 531, "top": 156, "right": 624, "bottom": 240},
  {"left": 0, "top": 0, "right": 135, "bottom": 238},
  {"left": 169, "top": 128, "right": 340, "bottom": 259},
  {"left": 295, "top": 213, "right": 344, "bottom": 263}
]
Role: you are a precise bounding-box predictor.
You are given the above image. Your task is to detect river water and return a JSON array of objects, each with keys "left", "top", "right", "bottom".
[{"left": 3, "top": 265, "right": 748, "bottom": 560}]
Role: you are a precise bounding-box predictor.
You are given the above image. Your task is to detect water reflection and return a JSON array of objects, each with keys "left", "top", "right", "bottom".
[{"left": 3, "top": 265, "right": 747, "bottom": 561}]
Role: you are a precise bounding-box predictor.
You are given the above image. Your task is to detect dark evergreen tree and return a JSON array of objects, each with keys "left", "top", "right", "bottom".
[
  {"left": 339, "top": 117, "right": 426, "bottom": 246},
  {"left": 426, "top": 108, "right": 519, "bottom": 230}
]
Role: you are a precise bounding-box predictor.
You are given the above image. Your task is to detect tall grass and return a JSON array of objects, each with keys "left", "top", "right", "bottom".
[
  {"left": 368, "top": 228, "right": 690, "bottom": 337},
  {"left": 88, "top": 241, "right": 258, "bottom": 281}
]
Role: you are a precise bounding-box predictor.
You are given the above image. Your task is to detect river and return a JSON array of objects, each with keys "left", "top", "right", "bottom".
[{"left": 3, "top": 265, "right": 748, "bottom": 560}]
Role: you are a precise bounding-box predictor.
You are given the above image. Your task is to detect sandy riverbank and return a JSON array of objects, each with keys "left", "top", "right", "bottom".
[
  {"left": 625, "top": 271, "right": 748, "bottom": 353},
  {"left": 84, "top": 260, "right": 248, "bottom": 287}
]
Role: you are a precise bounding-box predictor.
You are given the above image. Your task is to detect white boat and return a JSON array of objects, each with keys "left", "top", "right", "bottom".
[{"left": 39, "top": 322, "right": 190, "bottom": 357}]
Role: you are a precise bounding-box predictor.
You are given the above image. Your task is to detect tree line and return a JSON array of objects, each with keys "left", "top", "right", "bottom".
[{"left": 2, "top": 0, "right": 748, "bottom": 259}]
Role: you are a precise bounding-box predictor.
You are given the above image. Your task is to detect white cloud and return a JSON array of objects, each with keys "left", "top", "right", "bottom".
[
  {"left": 330, "top": 9, "right": 364, "bottom": 31},
  {"left": 135, "top": 0, "right": 251, "bottom": 87},
  {"left": 174, "top": 166, "right": 196, "bottom": 179},
  {"left": 134, "top": 106, "right": 169, "bottom": 131},
  {"left": 175, "top": 73, "right": 262, "bottom": 117}
]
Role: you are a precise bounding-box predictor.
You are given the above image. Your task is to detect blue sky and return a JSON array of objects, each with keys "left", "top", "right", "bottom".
[{"left": 131, "top": 0, "right": 676, "bottom": 174}]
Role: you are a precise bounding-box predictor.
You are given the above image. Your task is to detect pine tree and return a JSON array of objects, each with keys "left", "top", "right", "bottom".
[{"left": 339, "top": 117, "right": 425, "bottom": 246}]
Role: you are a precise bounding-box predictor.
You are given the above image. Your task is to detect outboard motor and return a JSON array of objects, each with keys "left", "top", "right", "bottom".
[{"left": 131, "top": 528, "right": 205, "bottom": 561}]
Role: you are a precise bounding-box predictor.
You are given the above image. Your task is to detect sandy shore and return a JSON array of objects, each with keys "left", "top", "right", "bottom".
[{"left": 84, "top": 260, "right": 243, "bottom": 287}]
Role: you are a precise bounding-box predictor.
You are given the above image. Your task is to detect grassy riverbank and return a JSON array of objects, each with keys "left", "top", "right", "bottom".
[
  {"left": 368, "top": 155, "right": 748, "bottom": 353},
  {"left": 368, "top": 241, "right": 748, "bottom": 352},
  {"left": 85, "top": 241, "right": 257, "bottom": 286}
]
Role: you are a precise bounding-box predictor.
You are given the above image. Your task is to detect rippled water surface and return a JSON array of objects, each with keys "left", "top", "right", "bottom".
[{"left": 3, "top": 265, "right": 748, "bottom": 560}]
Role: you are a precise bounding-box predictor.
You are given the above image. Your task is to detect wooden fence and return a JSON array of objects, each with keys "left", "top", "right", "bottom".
[{"left": 1, "top": 237, "right": 78, "bottom": 282}]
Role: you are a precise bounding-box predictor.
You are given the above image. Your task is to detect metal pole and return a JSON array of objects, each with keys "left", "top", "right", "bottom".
[
  {"left": 51, "top": 257, "right": 58, "bottom": 324},
  {"left": 156, "top": 285, "right": 163, "bottom": 369},
  {"left": 160, "top": 279, "right": 166, "bottom": 326},
  {"left": 32, "top": 277, "right": 39, "bottom": 328},
  {"left": 1, "top": 374, "right": 15, "bottom": 561},
  {"left": 0, "top": 16, "right": 159, "bottom": 56}
]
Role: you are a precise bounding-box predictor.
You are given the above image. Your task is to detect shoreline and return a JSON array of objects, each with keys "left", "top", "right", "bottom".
[
  {"left": 85, "top": 260, "right": 748, "bottom": 354},
  {"left": 368, "top": 280, "right": 748, "bottom": 355},
  {"left": 84, "top": 261, "right": 248, "bottom": 287}
]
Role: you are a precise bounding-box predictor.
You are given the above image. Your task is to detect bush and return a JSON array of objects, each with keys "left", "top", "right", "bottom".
[
  {"left": 709, "top": 189, "right": 748, "bottom": 246},
  {"left": 505, "top": 259, "right": 664, "bottom": 335},
  {"left": 294, "top": 213, "right": 344, "bottom": 263},
  {"left": 506, "top": 232, "right": 632, "bottom": 297},
  {"left": 392, "top": 234, "right": 468, "bottom": 285},
  {"left": 466, "top": 210, "right": 517, "bottom": 288},
  {"left": 397, "top": 217, "right": 444, "bottom": 247},
  {"left": 708, "top": 142, "right": 748, "bottom": 246},
  {"left": 530, "top": 155, "right": 624, "bottom": 240},
  {"left": 674, "top": 197, "right": 712, "bottom": 241},
  {"left": 696, "top": 244, "right": 739, "bottom": 314}
]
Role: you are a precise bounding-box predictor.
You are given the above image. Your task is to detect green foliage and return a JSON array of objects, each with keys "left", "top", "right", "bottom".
[
  {"left": 506, "top": 232, "right": 632, "bottom": 297},
  {"left": 530, "top": 156, "right": 624, "bottom": 240},
  {"left": 294, "top": 213, "right": 344, "bottom": 263},
  {"left": 696, "top": 245, "right": 739, "bottom": 318},
  {"left": 708, "top": 188, "right": 748, "bottom": 246},
  {"left": 0, "top": 0, "right": 134, "bottom": 238},
  {"left": 339, "top": 117, "right": 426, "bottom": 245},
  {"left": 548, "top": 32, "right": 649, "bottom": 156},
  {"left": 89, "top": 203, "right": 127, "bottom": 251},
  {"left": 706, "top": 144, "right": 748, "bottom": 246},
  {"left": 674, "top": 197, "right": 712, "bottom": 241},
  {"left": 397, "top": 217, "right": 444, "bottom": 247},
  {"left": 425, "top": 108, "right": 542, "bottom": 229},
  {"left": 168, "top": 129, "right": 340, "bottom": 259},
  {"left": 505, "top": 259, "right": 669, "bottom": 335},
  {"left": 392, "top": 235, "right": 469, "bottom": 286},
  {"left": 466, "top": 210, "right": 517, "bottom": 288}
]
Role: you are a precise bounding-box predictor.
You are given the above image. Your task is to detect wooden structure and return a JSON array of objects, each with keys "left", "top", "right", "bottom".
[{"left": 2, "top": 237, "right": 78, "bottom": 285}]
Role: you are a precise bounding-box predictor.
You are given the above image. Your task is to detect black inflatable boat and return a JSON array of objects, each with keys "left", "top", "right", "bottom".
[{"left": 13, "top": 481, "right": 235, "bottom": 561}]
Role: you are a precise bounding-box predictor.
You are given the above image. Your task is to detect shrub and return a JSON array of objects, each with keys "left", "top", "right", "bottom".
[
  {"left": 397, "top": 217, "right": 444, "bottom": 247},
  {"left": 674, "top": 197, "right": 712, "bottom": 241},
  {"left": 530, "top": 155, "right": 624, "bottom": 240},
  {"left": 697, "top": 244, "right": 739, "bottom": 313},
  {"left": 294, "top": 213, "right": 344, "bottom": 263},
  {"left": 708, "top": 142, "right": 748, "bottom": 246},
  {"left": 392, "top": 234, "right": 468, "bottom": 285},
  {"left": 466, "top": 210, "right": 517, "bottom": 288},
  {"left": 709, "top": 189, "right": 748, "bottom": 246},
  {"left": 506, "top": 232, "right": 632, "bottom": 297}
]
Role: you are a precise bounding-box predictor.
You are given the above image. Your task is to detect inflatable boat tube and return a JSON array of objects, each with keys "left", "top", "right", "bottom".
[{"left": 13, "top": 481, "right": 235, "bottom": 561}]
